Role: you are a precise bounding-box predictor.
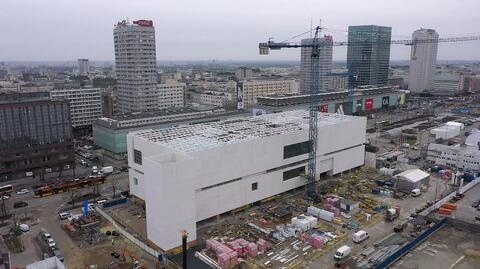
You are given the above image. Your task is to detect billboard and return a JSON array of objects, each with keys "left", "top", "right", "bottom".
[
  {"left": 399, "top": 94, "right": 406, "bottom": 105},
  {"left": 318, "top": 104, "right": 328, "bottom": 113},
  {"left": 236, "top": 85, "right": 244, "bottom": 110},
  {"left": 356, "top": 99, "right": 363, "bottom": 111},
  {"left": 382, "top": 96, "right": 390, "bottom": 108},
  {"left": 335, "top": 102, "right": 352, "bottom": 114},
  {"left": 365, "top": 98, "right": 373, "bottom": 111}
]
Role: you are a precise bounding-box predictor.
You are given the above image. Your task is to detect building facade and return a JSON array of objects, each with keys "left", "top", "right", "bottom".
[
  {"left": 0, "top": 92, "right": 74, "bottom": 181},
  {"left": 127, "top": 110, "right": 366, "bottom": 250},
  {"left": 300, "top": 36, "right": 333, "bottom": 93},
  {"left": 190, "top": 90, "right": 234, "bottom": 107},
  {"left": 77, "top": 58, "right": 90, "bottom": 75},
  {"left": 158, "top": 82, "right": 185, "bottom": 110},
  {"left": 114, "top": 20, "right": 157, "bottom": 113},
  {"left": 427, "top": 129, "right": 480, "bottom": 171},
  {"left": 347, "top": 25, "right": 392, "bottom": 87},
  {"left": 408, "top": 29, "right": 438, "bottom": 93},
  {"left": 235, "top": 67, "right": 253, "bottom": 80},
  {"left": 50, "top": 87, "right": 102, "bottom": 128},
  {"left": 237, "top": 80, "right": 297, "bottom": 108}
]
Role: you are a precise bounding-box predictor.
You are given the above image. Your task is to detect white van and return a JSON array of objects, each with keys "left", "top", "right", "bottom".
[
  {"left": 353, "top": 230, "right": 369, "bottom": 243},
  {"left": 58, "top": 212, "right": 71, "bottom": 220},
  {"left": 334, "top": 245, "right": 351, "bottom": 260},
  {"left": 411, "top": 188, "right": 421, "bottom": 197}
]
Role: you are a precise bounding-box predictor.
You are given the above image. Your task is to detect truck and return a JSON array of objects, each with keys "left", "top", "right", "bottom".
[
  {"left": 100, "top": 166, "right": 113, "bottom": 174},
  {"left": 386, "top": 206, "right": 400, "bottom": 221}
]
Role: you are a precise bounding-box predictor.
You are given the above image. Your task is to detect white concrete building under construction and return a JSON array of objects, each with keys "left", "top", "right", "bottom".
[{"left": 126, "top": 110, "right": 366, "bottom": 251}]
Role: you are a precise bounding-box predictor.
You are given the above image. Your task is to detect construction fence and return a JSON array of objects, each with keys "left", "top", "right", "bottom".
[{"left": 372, "top": 217, "right": 448, "bottom": 269}]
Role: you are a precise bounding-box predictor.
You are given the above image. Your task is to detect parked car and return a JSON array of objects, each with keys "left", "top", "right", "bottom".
[
  {"left": 16, "top": 188, "right": 29, "bottom": 195},
  {"left": 80, "top": 159, "right": 87, "bottom": 166},
  {"left": 1, "top": 194, "right": 11, "bottom": 200},
  {"left": 472, "top": 200, "right": 480, "bottom": 208},
  {"left": 53, "top": 249, "right": 64, "bottom": 262},
  {"left": 13, "top": 201, "right": 28, "bottom": 208},
  {"left": 46, "top": 238, "right": 56, "bottom": 249},
  {"left": 42, "top": 232, "right": 52, "bottom": 239},
  {"left": 19, "top": 224, "right": 30, "bottom": 232}
]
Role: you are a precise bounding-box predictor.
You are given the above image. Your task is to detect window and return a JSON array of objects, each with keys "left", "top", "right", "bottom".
[
  {"left": 133, "top": 178, "right": 139, "bottom": 185},
  {"left": 134, "top": 149, "right": 142, "bottom": 165},
  {"left": 283, "top": 166, "right": 306, "bottom": 181},
  {"left": 284, "top": 141, "right": 310, "bottom": 159},
  {"left": 251, "top": 182, "right": 258, "bottom": 191}
]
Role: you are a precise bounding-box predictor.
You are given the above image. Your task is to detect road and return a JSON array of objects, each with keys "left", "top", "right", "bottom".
[{"left": 3, "top": 171, "right": 129, "bottom": 267}]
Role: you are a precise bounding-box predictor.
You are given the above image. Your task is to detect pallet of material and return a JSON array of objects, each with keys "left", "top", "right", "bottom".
[{"left": 441, "top": 203, "right": 457, "bottom": 210}]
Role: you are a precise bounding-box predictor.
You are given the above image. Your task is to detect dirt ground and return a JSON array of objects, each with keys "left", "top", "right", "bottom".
[{"left": 393, "top": 226, "right": 480, "bottom": 269}]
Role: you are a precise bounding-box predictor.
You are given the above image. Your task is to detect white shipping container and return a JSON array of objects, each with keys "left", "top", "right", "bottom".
[{"left": 307, "top": 206, "right": 334, "bottom": 222}]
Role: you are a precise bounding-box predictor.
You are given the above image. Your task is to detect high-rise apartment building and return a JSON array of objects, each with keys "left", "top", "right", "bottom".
[
  {"left": 114, "top": 19, "right": 157, "bottom": 114},
  {"left": 0, "top": 92, "right": 74, "bottom": 181},
  {"left": 347, "top": 25, "right": 392, "bottom": 87},
  {"left": 300, "top": 36, "right": 333, "bottom": 93},
  {"left": 50, "top": 87, "right": 102, "bottom": 128},
  {"left": 78, "top": 58, "right": 89, "bottom": 75},
  {"left": 408, "top": 29, "right": 438, "bottom": 93}
]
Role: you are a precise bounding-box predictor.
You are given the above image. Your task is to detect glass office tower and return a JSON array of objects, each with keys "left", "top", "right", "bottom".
[{"left": 347, "top": 25, "right": 392, "bottom": 87}]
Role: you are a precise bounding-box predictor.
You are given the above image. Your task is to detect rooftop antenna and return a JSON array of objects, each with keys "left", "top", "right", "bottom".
[{"left": 310, "top": 15, "right": 313, "bottom": 38}]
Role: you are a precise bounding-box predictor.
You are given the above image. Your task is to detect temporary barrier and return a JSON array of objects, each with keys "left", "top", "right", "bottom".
[
  {"left": 102, "top": 197, "right": 127, "bottom": 208},
  {"left": 372, "top": 218, "right": 448, "bottom": 269}
]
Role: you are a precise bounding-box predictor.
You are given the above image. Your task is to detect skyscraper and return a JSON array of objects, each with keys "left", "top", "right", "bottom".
[
  {"left": 114, "top": 19, "right": 157, "bottom": 114},
  {"left": 77, "top": 58, "right": 89, "bottom": 75},
  {"left": 300, "top": 36, "right": 333, "bottom": 93},
  {"left": 347, "top": 25, "right": 392, "bottom": 87},
  {"left": 408, "top": 29, "right": 439, "bottom": 93}
]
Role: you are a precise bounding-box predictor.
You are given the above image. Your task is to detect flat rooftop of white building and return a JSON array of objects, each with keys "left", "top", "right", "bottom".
[{"left": 134, "top": 110, "right": 360, "bottom": 153}]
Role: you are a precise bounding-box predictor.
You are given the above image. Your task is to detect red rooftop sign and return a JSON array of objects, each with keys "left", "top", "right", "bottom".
[{"left": 133, "top": 20, "right": 153, "bottom": 27}]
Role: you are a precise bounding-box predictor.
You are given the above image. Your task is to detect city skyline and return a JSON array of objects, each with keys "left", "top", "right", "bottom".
[{"left": 1, "top": 0, "right": 480, "bottom": 62}]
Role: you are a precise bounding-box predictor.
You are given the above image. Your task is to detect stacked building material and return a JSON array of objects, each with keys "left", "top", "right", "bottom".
[
  {"left": 307, "top": 206, "right": 335, "bottom": 222},
  {"left": 227, "top": 238, "right": 249, "bottom": 257},
  {"left": 309, "top": 234, "right": 326, "bottom": 249},
  {"left": 206, "top": 239, "right": 237, "bottom": 268},
  {"left": 246, "top": 242, "right": 258, "bottom": 257},
  {"left": 257, "top": 238, "right": 270, "bottom": 253},
  {"left": 291, "top": 214, "right": 317, "bottom": 231},
  {"left": 438, "top": 202, "right": 457, "bottom": 215}
]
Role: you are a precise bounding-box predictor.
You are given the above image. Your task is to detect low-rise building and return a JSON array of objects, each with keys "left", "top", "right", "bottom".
[
  {"left": 50, "top": 87, "right": 102, "bottom": 128},
  {"left": 237, "top": 80, "right": 297, "bottom": 108},
  {"left": 428, "top": 129, "right": 480, "bottom": 171},
  {"left": 190, "top": 90, "right": 234, "bottom": 107},
  {"left": 127, "top": 110, "right": 366, "bottom": 250}
]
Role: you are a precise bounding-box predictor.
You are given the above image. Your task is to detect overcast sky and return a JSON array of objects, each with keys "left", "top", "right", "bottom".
[{"left": 1, "top": 0, "right": 479, "bottom": 62}]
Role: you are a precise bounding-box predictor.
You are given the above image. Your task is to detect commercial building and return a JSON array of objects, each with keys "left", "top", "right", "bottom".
[
  {"left": 300, "top": 36, "right": 333, "bottom": 93},
  {"left": 114, "top": 19, "right": 157, "bottom": 113},
  {"left": 235, "top": 67, "right": 253, "bottom": 80},
  {"left": 347, "top": 25, "right": 392, "bottom": 87},
  {"left": 190, "top": 90, "right": 234, "bottom": 107},
  {"left": 127, "top": 110, "right": 366, "bottom": 250},
  {"left": 158, "top": 82, "right": 185, "bottom": 109},
  {"left": 330, "top": 74, "right": 348, "bottom": 91},
  {"left": 0, "top": 92, "right": 74, "bottom": 181},
  {"left": 93, "top": 108, "right": 245, "bottom": 159},
  {"left": 427, "top": 128, "right": 480, "bottom": 171},
  {"left": 237, "top": 80, "right": 297, "bottom": 108},
  {"left": 77, "top": 58, "right": 90, "bottom": 75},
  {"left": 408, "top": 29, "right": 438, "bottom": 93},
  {"left": 101, "top": 90, "right": 118, "bottom": 118},
  {"left": 256, "top": 86, "right": 406, "bottom": 115},
  {"left": 433, "top": 74, "right": 460, "bottom": 93},
  {"left": 50, "top": 87, "right": 102, "bottom": 128}
]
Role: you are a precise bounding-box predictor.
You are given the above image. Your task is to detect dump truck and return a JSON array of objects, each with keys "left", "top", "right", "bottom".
[{"left": 386, "top": 206, "right": 400, "bottom": 221}]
